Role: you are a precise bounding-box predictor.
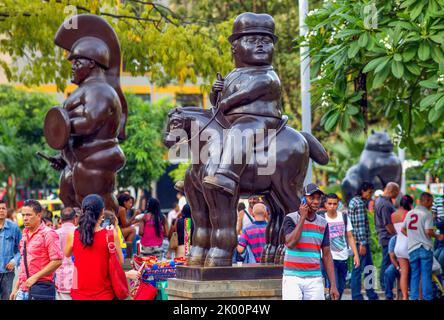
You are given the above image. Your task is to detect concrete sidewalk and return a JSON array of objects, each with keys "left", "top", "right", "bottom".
[{"left": 340, "top": 288, "right": 386, "bottom": 300}]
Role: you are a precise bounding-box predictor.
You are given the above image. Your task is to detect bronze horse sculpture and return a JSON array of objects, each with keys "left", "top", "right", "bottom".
[{"left": 164, "top": 106, "right": 329, "bottom": 267}]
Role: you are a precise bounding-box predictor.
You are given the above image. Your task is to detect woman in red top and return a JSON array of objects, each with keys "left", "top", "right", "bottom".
[{"left": 64, "top": 194, "right": 124, "bottom": 300}]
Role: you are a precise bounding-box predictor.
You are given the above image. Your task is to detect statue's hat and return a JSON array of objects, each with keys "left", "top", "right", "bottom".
[
  {"left": 228, "top": 12, "right": 278, "bottom": 43},
  {"left": 68, "top": 36, "right": 110, "bottom": 69}
]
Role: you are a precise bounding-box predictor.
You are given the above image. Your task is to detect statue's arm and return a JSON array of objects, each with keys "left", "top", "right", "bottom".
[
  {"left": 219, "top": 75, "right": 274, "bottom": 112},
  {"left": 70, "top": 92, "right": 111, "bottom": 136}
]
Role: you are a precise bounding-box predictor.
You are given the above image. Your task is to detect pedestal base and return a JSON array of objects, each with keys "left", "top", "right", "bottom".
[
  {"left": 166, "top": 278, "right": 282, "bottom": 300},
  {"left": 166, "top": 264, "right": 283, "bottom": 300}
]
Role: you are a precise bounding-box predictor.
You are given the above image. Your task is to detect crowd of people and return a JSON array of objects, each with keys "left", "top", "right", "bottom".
[
  {"left": 279, "top": 181, "right": 444, "bottom": 300},
  {"left": 1, "top": 181, "right": 443, "bottom": 300},
  {"left": 232, "top": 182, "right": 444, "bottom": 301},
  {"left": 0, "top": 189, "right": 193, "bottom": 300}
]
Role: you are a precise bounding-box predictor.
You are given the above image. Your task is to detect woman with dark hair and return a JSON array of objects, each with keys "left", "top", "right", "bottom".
[
  {"left": 117, "top": 193, "right": 138, "bottom": 258},
  {"left": 391, "top": 194, "right": 414, "bottom": 300},
  {"left": 139, "top": 198, "right": 169, "bottom": 259},
  {"left": 64, "top": 194, "right": 124, "bottom": 300},
  {"left": 175, "top": 204, "right": 194, "bottom": 258}
]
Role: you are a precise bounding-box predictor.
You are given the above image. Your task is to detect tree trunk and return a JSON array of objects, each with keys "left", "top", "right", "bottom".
[
  {"left": 321, "top": 170, "right": 328, "bottom": 187},
  {"left": 354, "top": 71, "right": 368, "bottom": 135}
]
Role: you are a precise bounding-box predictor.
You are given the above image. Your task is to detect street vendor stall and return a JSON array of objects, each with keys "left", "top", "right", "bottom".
[{"left": 129, "top": 255, "right": 186, "bottom": 300}]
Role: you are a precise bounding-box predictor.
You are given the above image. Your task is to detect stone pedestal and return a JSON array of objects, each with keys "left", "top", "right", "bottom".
[
  {"left": 166, "top": 264, "right": 283, "bottom": 300},
  {"left": 166, "top": 278, "right": 282, "bottom": 300}
]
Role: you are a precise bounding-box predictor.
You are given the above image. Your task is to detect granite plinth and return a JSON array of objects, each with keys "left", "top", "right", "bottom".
[
  {"left": 166, "top": 264, "right": 283, "bottom": 300},
  {"left": 175, "top": 264, "right": 283, "bottom": 281},
  {"left": 166, "top": 278, "right": 282, "bottom": 300}
]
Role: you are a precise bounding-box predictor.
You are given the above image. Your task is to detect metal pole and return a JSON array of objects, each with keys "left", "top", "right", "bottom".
[
  {"left": 398, "top": 147, "right": 406, "bottom": 194},
  {"left": 300, "top": 0, "right": 312, "bottom": 185}
]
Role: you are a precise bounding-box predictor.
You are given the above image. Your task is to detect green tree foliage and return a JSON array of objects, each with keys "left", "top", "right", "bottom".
[
  {"left": 0, "top": 85, "right": 59, "bottom": 207},
  {"left": 0, "top": 0, "right": 325, "bottom": 125},
  {"left": 317, "top": 131, "right": 367, "bottom": 182},
  {"left": 168, "top": 161, "right": 190, "bottom": 183},
  {"left": 303, "top": 0, "right": 444, "bottom": 156},
  {"left": 0, "top": 0, "right": 233, "bottom": 91},
  {"left": 117, "top": 94, "right": 172, "bottom": 189}
]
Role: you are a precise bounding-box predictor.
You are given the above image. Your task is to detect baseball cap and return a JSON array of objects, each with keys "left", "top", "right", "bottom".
[{"left": 303, "top": 183, "right": 324, "bottom": 196}]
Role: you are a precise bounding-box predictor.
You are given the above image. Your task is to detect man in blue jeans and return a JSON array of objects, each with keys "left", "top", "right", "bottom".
[
  {"left": 402, "top": 192, "right": 444, "bottom": 300},
  {"left": 348, "top": 182, "right": 379, "bottom": 300},
  {"left": 0, "top": 199, "right": 22, "bottom": 300},
  {"left": 374, "top": 182, "right": 399, "bottom": 292}
]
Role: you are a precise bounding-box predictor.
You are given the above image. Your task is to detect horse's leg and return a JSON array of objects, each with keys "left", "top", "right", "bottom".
[
  {"left": 262, "top": 191, "right": 285, "bottom": 264},
  {"left": 184, "top": 170, "right": 211, "bottom": 266},
  {"left": 271, "top": 173, "right": 303, "bottom": 265},
  {"left": 202, "top": 187, "right": 238, "bottom": 267},
  {"left": 260, "top": 193, "right": 272, "bottom": 263}
]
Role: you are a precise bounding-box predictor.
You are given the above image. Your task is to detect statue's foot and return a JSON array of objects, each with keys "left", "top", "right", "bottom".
[
  {"left": 204, "top": 247, "right": 233, "bottom": 267},
  {"left": 261, "top": 244, "right": 270, "bottom": 263},
  {"left": 204, "top": 257, "right": 232, "bottom": 267},
  {"left": 187, "top": 246, "right": 208, "bottom": 266},
  {"left": 202, "top": 174, "right": 236, "bottom": 196},
  {"left": 274, "top": 245, "right": 285, "bottom": 265},
  {"left": 264, "top": 245, "right": 277, "bottom": 264},
  {"left": 174, "top": 180, "right": 184, "bottom": 193}
]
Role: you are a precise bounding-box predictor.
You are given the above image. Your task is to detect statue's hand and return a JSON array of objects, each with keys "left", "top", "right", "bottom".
[
  {"left": 211, "top": 79, "right": 224, "bottom": 95},
  {"left": 49, "top": 156, "right": 67, "bottom": 171}
]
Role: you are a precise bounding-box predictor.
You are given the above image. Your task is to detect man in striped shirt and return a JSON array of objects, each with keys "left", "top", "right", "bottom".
[
  {"left": 282, "top": 184, "right": 339, "bottom": 300},
  {"left": 237, "top": 203, "right": 268, "bottom": 263},
  {"left": 432, "top": 194, "right": 444, "bottom": 218}
]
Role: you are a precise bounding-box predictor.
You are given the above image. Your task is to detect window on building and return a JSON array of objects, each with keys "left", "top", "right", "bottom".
[
  {"left": 176, "top": 94, "right": 203, "bottom": 108},
  {"left": 136, "top": 94, "right": 151, "bottom": 102}
]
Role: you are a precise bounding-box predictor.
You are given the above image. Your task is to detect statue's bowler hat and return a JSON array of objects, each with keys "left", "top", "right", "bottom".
[{"left": 228, "top": 12, "right": 278, "bottom": 43}]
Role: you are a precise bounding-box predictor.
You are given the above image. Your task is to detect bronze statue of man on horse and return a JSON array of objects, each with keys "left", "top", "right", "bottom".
[{"left": 164, "top": 12, "right": 329, "bottom": 267}]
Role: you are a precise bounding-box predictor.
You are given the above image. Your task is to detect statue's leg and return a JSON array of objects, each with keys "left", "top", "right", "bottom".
[
  {"left": 59, "top": 168, "right": 78, "bottom": 208},
  {"left": 203, "top": 116, "right": 260, "bottom": 196},
  {"left": 72, "top": 161, "right": 119, "bottom": 213},
  {"left": 202, "top": 187, "right": 238, "bottom": 267},
  {"left": 271, "top": 174, "right": 303, "bottom": 265},
  {"left": 261, "top": 191, "right": 284, "bottom": 264},
  {"left": 184, "top": 171, "right": 211, "bottom": 266},
  {"left": 73, "top": 148, "right": 124, "bottom": 213}
]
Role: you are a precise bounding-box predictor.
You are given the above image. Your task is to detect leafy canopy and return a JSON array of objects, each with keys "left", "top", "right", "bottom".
[{"left": 304, "top": 0, "right": 444, "bottom": 156}]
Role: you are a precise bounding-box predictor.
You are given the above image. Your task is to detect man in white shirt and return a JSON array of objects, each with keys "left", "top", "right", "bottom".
[{"left": 321, "top": 193, "right": 360, "bottom": 299}]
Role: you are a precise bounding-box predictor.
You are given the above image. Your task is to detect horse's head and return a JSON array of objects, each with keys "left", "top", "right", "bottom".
[
  {"left": 164, "top": 107, "right": 190, "bottom": 149},
  {"left": 164, "top": 106, "right": 212, "bottom": 148}
]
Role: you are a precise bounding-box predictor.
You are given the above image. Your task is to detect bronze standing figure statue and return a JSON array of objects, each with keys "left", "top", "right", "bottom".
[
  {"left": 43, "top": 15, "right": 127, "bottom": 212},
  {"left": 164, "top": 12, "right": 329, "bottom": 267}
]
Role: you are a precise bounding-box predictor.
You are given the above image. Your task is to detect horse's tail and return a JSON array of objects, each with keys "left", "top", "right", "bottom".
[{"left": 300, "top": 132, "right": 329, "bottom": 165}]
